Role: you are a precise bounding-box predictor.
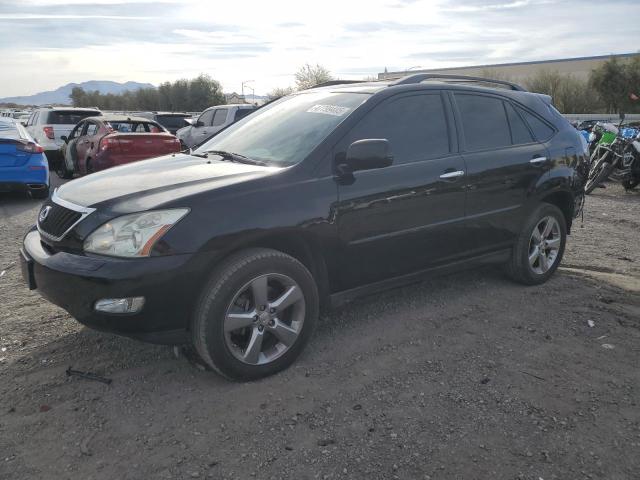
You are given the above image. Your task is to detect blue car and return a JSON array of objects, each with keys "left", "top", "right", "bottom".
[{"left": 0, "top": 118, "right": 49, "bottom": 199}]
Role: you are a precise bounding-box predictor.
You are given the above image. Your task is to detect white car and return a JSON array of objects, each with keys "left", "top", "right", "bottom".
[
  {"left": 25, "top": 107, "right": 102, "bottom": 166},
  {"left": 177, "top": 104, "right": 256, "bottom": 149}
]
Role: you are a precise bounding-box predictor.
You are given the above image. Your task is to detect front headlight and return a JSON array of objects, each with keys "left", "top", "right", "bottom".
[{"left": 84, "top": 209, "right": 189, "bottom": 258}]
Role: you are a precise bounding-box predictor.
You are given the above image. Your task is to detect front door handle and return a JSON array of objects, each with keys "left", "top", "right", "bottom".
[
  {"left": 530, "top": 156, "right": 547, "bottom": 165},
  {"left": 439, "top": 170, "right": 465, "bottom": 179}
]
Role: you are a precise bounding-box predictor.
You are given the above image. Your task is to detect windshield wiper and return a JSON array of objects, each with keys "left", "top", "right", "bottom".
[{"left": 195, "top": 149, "right": 268, "bottom": 166}]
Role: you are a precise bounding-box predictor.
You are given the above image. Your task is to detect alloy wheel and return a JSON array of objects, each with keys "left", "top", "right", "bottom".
[
  {"left": 528, "top": 216, "right": 561, "bottom": 275},
  {"left": 224, "top": 273, "right": 305, "bottom": 365}
]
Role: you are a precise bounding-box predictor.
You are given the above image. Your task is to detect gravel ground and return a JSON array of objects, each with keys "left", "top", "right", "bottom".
[{"left": 1, "top": 179, "right": 639, "bottom": 480}]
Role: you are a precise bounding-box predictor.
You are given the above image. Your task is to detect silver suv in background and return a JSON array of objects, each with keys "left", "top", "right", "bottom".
[
  {"left": 26, "top": 107, "right": 102, "bottom": 166},
  {"left": 176, "top": 104, "right": 257, "bottom": 149}
]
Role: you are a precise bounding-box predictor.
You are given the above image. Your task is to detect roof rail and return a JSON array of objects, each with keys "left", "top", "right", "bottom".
[
  {"left": 391, "top": 73, "right": 526, "bottom": 91},
  {"left": 308, "top": 80, "right": 368, "bottom": 89}
]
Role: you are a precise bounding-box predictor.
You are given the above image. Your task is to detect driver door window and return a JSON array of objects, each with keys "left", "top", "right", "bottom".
[
  {"left": 70, "top": 122, "right": 85, "bottom": 139},
  {"left": 199, "top": 110, "right": 214, "bottom": 127}
]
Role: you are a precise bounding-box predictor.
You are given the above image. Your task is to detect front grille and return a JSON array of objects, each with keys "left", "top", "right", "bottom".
[{"left": 38, "top": 203, "right": 82, "bottom": 239}]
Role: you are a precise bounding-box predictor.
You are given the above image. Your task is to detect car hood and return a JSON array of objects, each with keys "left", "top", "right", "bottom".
[{"left": 56, "top": 153, "right": 279, "bottom": 210}]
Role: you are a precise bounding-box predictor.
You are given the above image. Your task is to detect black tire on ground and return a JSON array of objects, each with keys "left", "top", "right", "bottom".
[
  {"left": 191, "top": 248, "right": 319, "bottom": 381},
  {"left": 86, "top": 159, "right": 94, "bottom": 174},
  {"left": 44, "top": 151, "right": 60, "bottom": 170},
  {"left": 505, "top": 203, "right": 567, "bottom": 286},
  {"left": 29, "top": 186, "right": 50, "bottom": 199},
  {"left": 622, "top": 178, "right": 639, "bottom": 190},
  {"left": 55, "top": 159, "right": 74, "bottom": 179},
  {"left": 585, "top": 160, "right": 614, "bottom": 194}
]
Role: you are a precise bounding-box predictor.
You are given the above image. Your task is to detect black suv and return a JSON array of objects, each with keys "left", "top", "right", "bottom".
[{"left": 20, "top": 74, "right": 587, "bottom": 380}]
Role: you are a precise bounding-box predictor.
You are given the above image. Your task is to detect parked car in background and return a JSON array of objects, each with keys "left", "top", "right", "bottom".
[
  {"left": 57, "top": 115, "right": 181, "bottom": 178},
  {"left": 17, "top": 114, "right": 31, "bottom": 126},
  {"left": 138, "top": 112, "right": 193, "bottom": 135},
  {"left": 26, "top": 107, "right": 102, "bottom": 168},
  {"left": 0, "top": 118, "right": 49, "bottom": 199},
  {"left": 176, "top": 104, "right": 257, "bottom": 148},
  {"left": 21, "top": 74, "right": 587, "bottom": 380}
]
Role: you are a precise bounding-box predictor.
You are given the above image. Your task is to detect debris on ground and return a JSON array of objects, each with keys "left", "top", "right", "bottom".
[{"left": 66, "top": 367, "right": 112, "bottom": 384}]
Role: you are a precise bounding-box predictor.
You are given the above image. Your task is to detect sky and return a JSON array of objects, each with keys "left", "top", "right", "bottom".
[{"left": 0, "top": 0, "right": 639, "bottom": 97}]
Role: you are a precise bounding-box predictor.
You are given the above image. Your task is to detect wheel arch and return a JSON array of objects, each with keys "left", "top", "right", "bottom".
[
  {"left": 223, "top": 230, "right": 331, "bottom": 310},
  {"left": 540, "top": 190, "right": 574, "bottom": 233}
]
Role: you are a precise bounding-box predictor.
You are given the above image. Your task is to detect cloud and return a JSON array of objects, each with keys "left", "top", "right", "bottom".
[{"left": 0, "top": 0, "right": 639, "bottom": 97}]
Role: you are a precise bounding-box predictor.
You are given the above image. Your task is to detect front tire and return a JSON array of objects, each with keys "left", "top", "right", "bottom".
[
  {"left": 585, "top": 152, "right": 613, "bottom": 194},
  {"left": 505, "top": 204, "right": 567, "bottom": 285},
  {"left": 622, "top": 178, "right": 639, "bottom": 190},
  {"left": 191, "top": 248, "right": 319, "bottom": 381}
]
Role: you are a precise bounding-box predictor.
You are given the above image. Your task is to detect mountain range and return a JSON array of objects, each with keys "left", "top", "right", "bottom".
[{"left": 0, "top": 81, "right": 154, "bottom": 106}]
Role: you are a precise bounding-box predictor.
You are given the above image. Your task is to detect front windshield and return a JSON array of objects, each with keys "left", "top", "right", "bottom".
[{"left": 195, "top": 90, "right": 370, "bottom": 166}]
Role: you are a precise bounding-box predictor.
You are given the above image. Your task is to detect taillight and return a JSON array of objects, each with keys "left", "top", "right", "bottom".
[
  {"left": 99, "top": 137, "right": 120, "bottom": 151},
  {"left": 43, "top": 126, "right": 54, "bottom": 140},
  {"left": 16, "top": 141, "right": 45, "bottom": 153}
]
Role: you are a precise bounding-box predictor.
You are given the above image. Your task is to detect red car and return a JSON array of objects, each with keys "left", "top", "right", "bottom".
[{"left": 57, "top": 115, "right": 181, "bottom": 178}]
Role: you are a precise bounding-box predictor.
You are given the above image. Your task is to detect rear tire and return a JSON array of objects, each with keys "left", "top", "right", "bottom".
[
  {"left": 56, "top": 160, "right": 74, "bottom": 179},
  {"left": 191, "top": 248, "right": 319, "bottom": 381},
  {"left": 505, "top": 203, "right": 567, "bottom": 285},
  {"left": 86, "top": 159, "right": 94, "bottom": 174},
  {"left": 29, "top": 186, "right": 50, "bottom": 200}
]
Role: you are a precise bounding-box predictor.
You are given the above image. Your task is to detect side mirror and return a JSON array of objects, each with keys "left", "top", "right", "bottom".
[
  {"left": 60, "top": 135, "right": 68, "bottom": 143},
  {"left": 194, "top": 120, "right": 204, "bottom": 127},
  {"left": 341, "top": 139, "right": 393, "bottom": 173}
]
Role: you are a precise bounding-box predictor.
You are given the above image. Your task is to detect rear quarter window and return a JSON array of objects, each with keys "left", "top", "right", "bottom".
[
  {"left": 46, "top": 110, "right": 101, "bottom": 125},
  {"left": 515, "top": 106, "right": 555, "bottom": 142},
  {"left": 234, "top": 108, "right": 255, "bottom": 122}
]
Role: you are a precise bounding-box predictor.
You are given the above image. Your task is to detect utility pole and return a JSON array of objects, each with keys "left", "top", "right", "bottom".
[{"left": 242, "top": 80, "right": 254, "bottom": 101}]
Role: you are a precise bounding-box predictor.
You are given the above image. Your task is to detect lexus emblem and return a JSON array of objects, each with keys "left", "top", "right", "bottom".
[{"left": 39, "top": 206, "right": 52, "bottom": 223}]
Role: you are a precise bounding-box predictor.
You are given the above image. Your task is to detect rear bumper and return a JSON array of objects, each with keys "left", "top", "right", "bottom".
[
  {"left": 0, "top": 167, "right": 49, "bottom": 192},
  {"left": 20, "top": 228, "right": 201, "bottom": 344}
]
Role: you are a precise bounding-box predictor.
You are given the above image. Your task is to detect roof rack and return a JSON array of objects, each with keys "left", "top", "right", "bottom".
[
  {"left": 308, "top": 80, "right": 369, "bottom": 89},
  {"left": 391, "top": 73, "right": 526, "bottom": 91}
]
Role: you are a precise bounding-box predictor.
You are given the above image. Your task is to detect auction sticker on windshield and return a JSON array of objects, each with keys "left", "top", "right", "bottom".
[{"left": 307, "top": 105, "right": 351, "bottom": 116}]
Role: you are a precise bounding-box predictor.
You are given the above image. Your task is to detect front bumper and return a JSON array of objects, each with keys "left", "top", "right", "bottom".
[{"left": 20, "top": 228, "right": 201, "bottom": 344}]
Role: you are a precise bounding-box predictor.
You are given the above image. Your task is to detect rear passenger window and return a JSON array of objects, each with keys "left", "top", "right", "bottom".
[
  {"left": 455, "top": 94, "right": 511, "bottom": 150},
  {"left": 345, "top": 93, "right": 450, "bottom": 165},
  {"left": 504, "top": 102, "right": 533, "bottom": 145},
  {"left": 212, "top": 109, "right": 228, "bottom": 127},
  {"left": 516, "top": 106, "right": 554, "bottom": 141}
]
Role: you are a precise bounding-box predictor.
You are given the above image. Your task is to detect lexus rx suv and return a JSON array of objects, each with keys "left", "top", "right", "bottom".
[{"left": 20, "top": 75, "right": 587, "bottom": 380}]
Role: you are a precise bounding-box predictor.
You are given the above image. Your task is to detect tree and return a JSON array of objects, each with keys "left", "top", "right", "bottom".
[
  {"left": 69, "top": 86, "right": 87, "bottom": 107},
  {"left": 187, "top": 74, "right": 225, "bottom": 111},
  {"left": 267, "top": 86, "right": 295, "bottom": 101},
  {"left": 68, "top": 75, "right": 226, "bottom": 111},
  {"left": 294, "top": 63, "right": 333, "bottom": 90},
  {"left": 590, "top": 56, "right": 640, "bottom": 113},
  {"left": 525, "top": 70, "right": 599, "bottom": 114}
]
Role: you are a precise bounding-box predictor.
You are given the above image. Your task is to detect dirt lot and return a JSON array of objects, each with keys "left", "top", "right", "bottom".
[{"left": 1, "top": 179, "right": 639, "bottom": 480}]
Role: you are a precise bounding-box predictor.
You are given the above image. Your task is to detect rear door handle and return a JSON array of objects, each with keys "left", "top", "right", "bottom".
[
  {"left": 530, "top": 156, "right": 547, "bottom": 165},
  {"left": 439, "top": 170, "right": 465, "bottom": 179}
]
